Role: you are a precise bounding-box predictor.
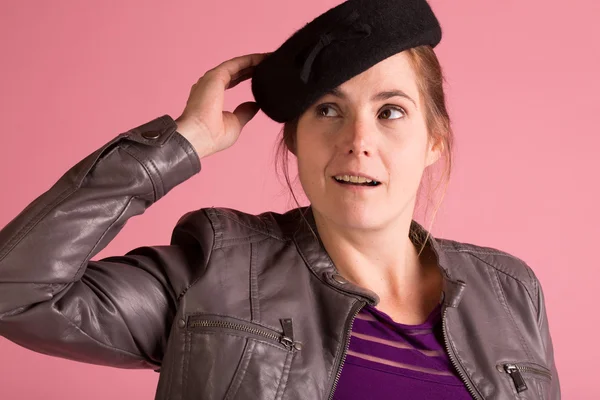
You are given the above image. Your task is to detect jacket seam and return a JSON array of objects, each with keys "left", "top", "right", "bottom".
[
  {"left": 491, "top": 268, "right": 535, "bottom": 360},
  {"left": 172, "top": 130, "right": 201, "bottom": 174},
  {"left": 164, "top": 328, "right": 175, "bottom": 400},
  {"left": 527, "top": 266, "right": 541, "bottom": 317},
  {"left": 536, "top": 284, "right": 543, "bottom": 331},
  {"left": 74, "top": 195, "right": 142, "bottom": 280},
  {"left": 274, "top": 349, "right": 294, "bottom": 399},
  {"left": 224, "top": 339, "right": 255, "bottom": 400},
  {"left": 53, "top": 305, "right": 157, "bottom": 368},
  {"left": 1, "top": 154, "right": 153, "bottom": 285},
  {"left": 439, "top": 243, "right": 521, "bottom": 258},
  {"left": 182, "top": 330, "right": 191, "bottom": 399},
  {"left": 436, "top": 242, "right": 520, "bottom": 260},
  {"left": 120, "top": 144, "right": 163, "bottom": 201},
  {"left": 249, "top": 242, "right": 260, "bottom": 323},
  {"left": 205, "top": 208, "right": 223, "bottom": 249},
  {"left": 210, "top": 208, "right": 285, "bottom": 241},
  {"left": 0, "top": 183, "right": 75, "bottom": 262},
  {"left": 492, "top": 271, "right": 544, "bottom": 399},
  {"left": 440, "top": 247, "right": 524, "bottom": 262},
  {"left": 0, "top": 140, "right": 129, "bottom": 262},
  {"left": 218, "top": 234, "right": 274, "bottom": 248},
  {"left": 173, "top": 223, "right": 215, "bottom": 304},
  {"left": 448, "top": 250, "right": 537, "bottom": 308}
]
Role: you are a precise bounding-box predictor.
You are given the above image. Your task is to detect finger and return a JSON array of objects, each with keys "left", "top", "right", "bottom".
[
  {"left": 226, "top": 67, "right": 256, "bottom": 90},
  {"left": 230, "top": 64, "right": 257, "bottom": 82},
  {"left": 220, "top": 53, "right": 269, "bottom": 75},
  {"left": 213, "top": 53, "right": 270, "bottom": 87},
  {"left": 232, "top": 101, "right": 260, "bottom": 130}
]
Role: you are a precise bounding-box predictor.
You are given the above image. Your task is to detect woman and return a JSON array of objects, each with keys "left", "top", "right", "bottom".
[{"left": 0, "top": 0, "right": 559, "bottom": 399}]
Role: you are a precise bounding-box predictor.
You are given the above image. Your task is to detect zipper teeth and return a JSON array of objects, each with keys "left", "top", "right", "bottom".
[
  {"left": 442, "top": 308, "right": 481, "bottom": 400},
  {"left": 328, "top": 301, "right": 364, "bottom": 400},
  {"left": 513, "top": 364, "right": 552, "bottom": 379},
  {"left": 189, "top": 320, "right": 280, "bottom": 342}
]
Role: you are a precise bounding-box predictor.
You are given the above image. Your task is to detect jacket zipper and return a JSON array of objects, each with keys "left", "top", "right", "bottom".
[
  {"left": 188, "top": 316, "right": 302, "bottom": 351},
  {"left": 327, "top": 300, "right": 365, "bottom": 400},
  {"left": 441, "top": 307, "right": 482, "bottom": 400},
  {"left": 500, "top": 363, "right": 552, "bottom": 393}
]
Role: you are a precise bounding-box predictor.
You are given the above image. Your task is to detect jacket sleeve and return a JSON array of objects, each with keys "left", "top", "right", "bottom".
[
  {"left": 535, "top": 275, "right": 561, "bottom": 399},
  {"left": 0, "top": 115, "right": 209, "bottom": 370}
]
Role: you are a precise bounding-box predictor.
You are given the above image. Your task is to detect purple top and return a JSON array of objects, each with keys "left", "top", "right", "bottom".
[{"left": 333, "top": 303, "right": 472, "bottom": 399}]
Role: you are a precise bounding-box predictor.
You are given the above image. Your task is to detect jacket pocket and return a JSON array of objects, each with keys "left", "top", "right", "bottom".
[
  {"left": 497, "top": 362, "right": 552, "bottom": 398},
  {"left": 182, "top": 314, "right": 301, "bottom": 400}
]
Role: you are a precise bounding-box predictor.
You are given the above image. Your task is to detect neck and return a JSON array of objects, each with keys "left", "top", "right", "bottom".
[{"left": 311, "top": 207, "right": 438, "bottom": 302}]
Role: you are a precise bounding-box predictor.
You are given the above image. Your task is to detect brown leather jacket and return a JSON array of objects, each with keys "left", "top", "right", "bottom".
[{"left": 0, "top": 116, "right": 560, "bottom": 399}]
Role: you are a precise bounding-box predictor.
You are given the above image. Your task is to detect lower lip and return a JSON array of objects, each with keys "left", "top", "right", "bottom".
[{"left": 332, "top": 178, "right": 380, "bottom": 191}]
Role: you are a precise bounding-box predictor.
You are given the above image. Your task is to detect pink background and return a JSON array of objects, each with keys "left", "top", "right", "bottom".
[{"left": 0, "top": 0, "right": 598, "bottom": 398}]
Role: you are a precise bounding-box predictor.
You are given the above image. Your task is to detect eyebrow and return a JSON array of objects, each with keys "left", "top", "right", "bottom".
[{"left": 324, "top": 87, "right": 417, "bottom": 107}]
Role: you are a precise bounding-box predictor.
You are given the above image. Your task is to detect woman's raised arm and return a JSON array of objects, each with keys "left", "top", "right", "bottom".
[{"left": 0, "top": 52, "right": 267, "bottom": 369}]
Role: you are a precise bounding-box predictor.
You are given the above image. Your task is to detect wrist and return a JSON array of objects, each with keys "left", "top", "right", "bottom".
[{"left": 174, "top": 117, "right": 213, "bottom": 159}]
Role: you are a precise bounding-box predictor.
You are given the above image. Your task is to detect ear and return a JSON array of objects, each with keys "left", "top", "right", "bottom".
[{"left": 425, "top": 137, "right": 444, "bottom": 167}]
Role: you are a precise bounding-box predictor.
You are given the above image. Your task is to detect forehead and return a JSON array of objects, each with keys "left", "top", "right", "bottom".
[{"left": 330, "top": 51, "right": 419, "bottom": 100}]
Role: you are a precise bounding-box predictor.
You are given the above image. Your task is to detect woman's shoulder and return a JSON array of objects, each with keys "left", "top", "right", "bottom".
[
  {"left": 172, "top": 206, "right": 306, "bottom": 243},
  {"left": 434, "top": 235, "right": 542, "bottom": 299}
]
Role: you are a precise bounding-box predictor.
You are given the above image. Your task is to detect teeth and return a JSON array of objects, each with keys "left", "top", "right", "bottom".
[{"left": 334, "top": 175, "right": 374, "bottom": 184}]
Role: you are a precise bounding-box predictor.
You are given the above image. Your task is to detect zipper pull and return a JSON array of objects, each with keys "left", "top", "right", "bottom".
[
  {"left": 504, "top": 364, "right": 528, "bottom": 393},
  {"left": 280, "top": 318, "right": 302, "bottom": 351}
]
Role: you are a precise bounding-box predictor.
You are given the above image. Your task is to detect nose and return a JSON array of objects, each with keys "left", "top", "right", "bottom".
[{"left": 340, "top": 116, "right": 373, "bottom": 157}]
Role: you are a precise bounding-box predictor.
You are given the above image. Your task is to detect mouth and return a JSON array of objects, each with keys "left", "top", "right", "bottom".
[{"left": 332, "top": 175, "right": 381, "bottom": 187}]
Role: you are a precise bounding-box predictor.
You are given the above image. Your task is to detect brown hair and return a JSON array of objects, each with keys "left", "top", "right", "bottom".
[{"left": 274, "top": 45, "right": 454, "bottom": 256}]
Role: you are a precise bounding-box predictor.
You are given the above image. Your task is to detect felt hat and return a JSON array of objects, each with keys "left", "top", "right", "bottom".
[{"left": 251, "top": 0, "right": 442, "bottom": 123}]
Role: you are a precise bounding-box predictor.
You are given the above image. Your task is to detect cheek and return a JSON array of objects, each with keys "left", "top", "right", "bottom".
[
  {"left": 297, "top": 148, "right": 327, "bottom": 185},
  {"left": 386, "top": 139, "right": 429, "bottom": 186},
  {"left": 296, "top": 127, "right": 330, "bottom": 177}
]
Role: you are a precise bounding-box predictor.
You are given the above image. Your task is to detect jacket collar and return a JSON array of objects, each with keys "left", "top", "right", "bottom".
[{"left": 288, "top": 206, "right": 466, "bottom": 308}]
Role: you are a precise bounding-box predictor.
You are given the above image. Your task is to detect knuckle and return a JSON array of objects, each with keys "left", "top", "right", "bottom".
[
  {"left": 204, "top": 68, "right": 223, "bottom": 81},
  {"left": 203, "top": 68, "right": 218, "bottom": 79}
]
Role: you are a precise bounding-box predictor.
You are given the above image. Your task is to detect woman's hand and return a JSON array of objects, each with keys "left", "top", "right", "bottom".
[{"left": 175, "top": 52, "right": 269, "bottom": 159}]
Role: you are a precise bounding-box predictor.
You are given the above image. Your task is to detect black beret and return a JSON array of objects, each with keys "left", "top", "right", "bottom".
[{"left": 251, "top": 0, "right": 442, "bottom": 123}]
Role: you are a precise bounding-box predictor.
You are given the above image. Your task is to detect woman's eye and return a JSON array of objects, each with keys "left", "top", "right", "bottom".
[
  {"left": 379, "top": 107, "right": 406, "bottom": 120},
  {"left": 315, "top": 104, "right": 405, "bottom": 119},
  {"left": 316, "top": 104, "right": 339, "bottom": 118}
]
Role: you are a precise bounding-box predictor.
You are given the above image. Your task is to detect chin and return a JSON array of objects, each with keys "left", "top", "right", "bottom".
[{"left": 315, "top": 201, "right": 388, "bottom": 231}]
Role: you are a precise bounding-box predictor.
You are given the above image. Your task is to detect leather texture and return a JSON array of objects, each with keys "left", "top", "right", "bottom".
[{"left": 0, "top": 116, "right": 560, "bottom": 399}]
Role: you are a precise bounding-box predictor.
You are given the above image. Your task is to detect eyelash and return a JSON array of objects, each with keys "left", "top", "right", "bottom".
[{"left": 315, "top": 103, "right": 407, "bottom": 120}]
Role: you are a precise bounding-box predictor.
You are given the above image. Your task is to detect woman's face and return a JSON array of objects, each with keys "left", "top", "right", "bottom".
[{"left": 296, "top": 51, "right": 441, "bottom": 231}]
